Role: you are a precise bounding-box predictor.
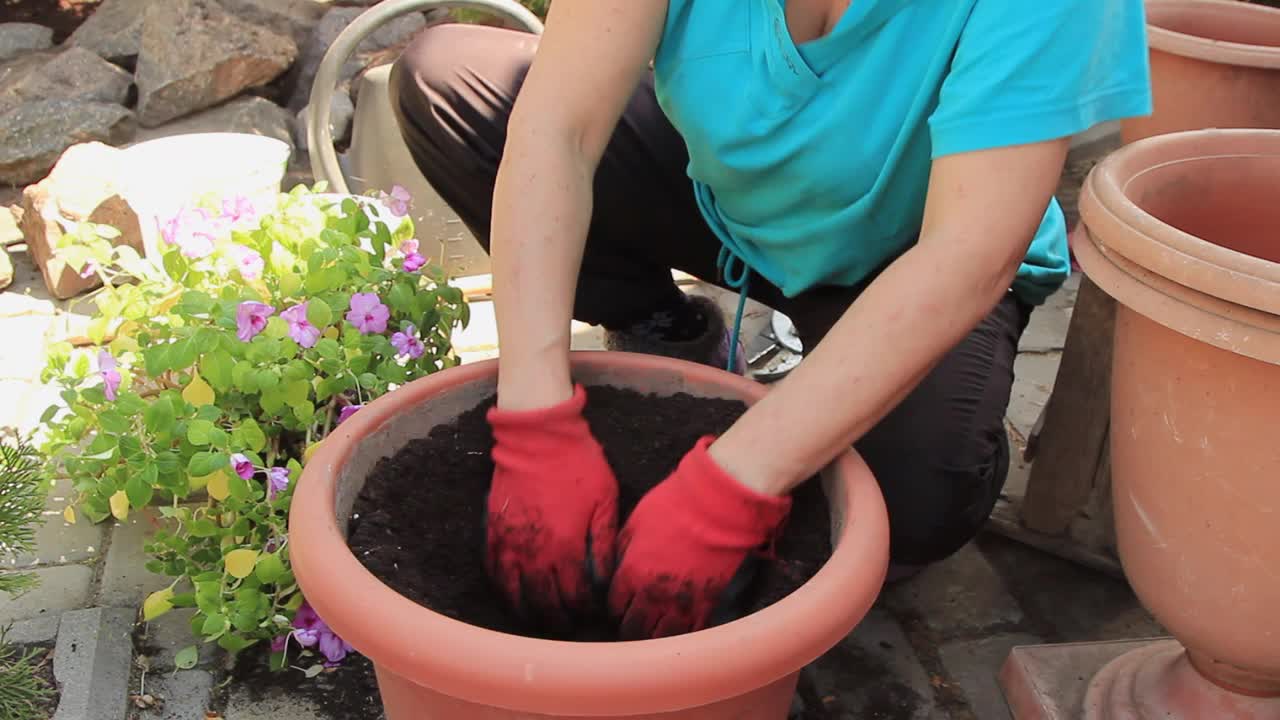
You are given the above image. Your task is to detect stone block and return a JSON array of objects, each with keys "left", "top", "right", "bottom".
[
  {"left": 97, "top": 506, "right": 169, "bottom": 609},
  {"left": 0, "top": 244, "right": 11, "bottom": 291},
  {"left": 135, "top": 0, "right": 297, "bottom": 127},
  {"left": 0, "top": 100, "right": 135, "bottom": 186},
  {"left": 882, "top": 543, "right": 1024, "bottom": 640},
  {"left": 140, "top": 667, "right": 215, "bottom": 719},
  {"left": 0, "top": 23, "right": 53, "bottom": 63},
  {"left": 19, "top": 141, "right": 145, "bottom": 300},
  {"left": 11, "top": 503, "right": 106, "bottom": 567},
  {"left": 940, "top": 633, "right": 1043, "bottom": 720},
  {"left": 5, "top": 614, "right": 60, "bottom": 645},
  {"left": 0, "top": 564, "right": 92, "bottom": 624},
  {"left": 1008, "top": 352, "right": 1061, "bottom": 443},
  {"left": 52, "top": 607, "right": 134, "bottom": 720}
]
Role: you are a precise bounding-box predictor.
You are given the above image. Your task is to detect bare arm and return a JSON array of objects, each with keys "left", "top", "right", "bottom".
[
  {"left": 708, "top": 138, "right": 1070, "bottom": 493},
  {"left": 491, "top": 0, "right": 668, "bottom": 411}
]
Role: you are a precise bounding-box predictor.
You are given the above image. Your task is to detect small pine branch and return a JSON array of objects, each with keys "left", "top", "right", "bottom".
[
  {"left": 0, "top": 437, "right": 47, "bottom": 594},
  {"left": 0, "top": 628, "right": 55, "bottom": 720}
]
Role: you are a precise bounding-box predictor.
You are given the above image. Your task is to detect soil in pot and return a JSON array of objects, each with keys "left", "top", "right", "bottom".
[{"left": 347, "top": 385, "right": 833, "bottom": 642}]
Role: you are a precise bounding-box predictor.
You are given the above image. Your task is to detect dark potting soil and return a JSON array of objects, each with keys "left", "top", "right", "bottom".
[{"left": 347, "top": 385, "right": 833, "bottom": 642}]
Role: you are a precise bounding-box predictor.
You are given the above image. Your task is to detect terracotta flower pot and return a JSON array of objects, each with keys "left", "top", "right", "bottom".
[
  {"left": 1121, "top": 0, "right": 1280, "bottom": 144},
  {"left": 290, "top": 352, "right": 890, "bottom": 719},
  {"left": 1074, "top": 128, "right": 1280, "bottom": 718}
]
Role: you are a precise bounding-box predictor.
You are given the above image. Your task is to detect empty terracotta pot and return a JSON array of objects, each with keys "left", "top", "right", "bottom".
[
  {"left": 1122, "top": 0, "right": 1280, "bottom": 144},
  {"left": 290, "top": 351, "right": 890, "bottom": 719},
  {"left": 1075, "top": 128, "right": 1280, "bottom": 718}
]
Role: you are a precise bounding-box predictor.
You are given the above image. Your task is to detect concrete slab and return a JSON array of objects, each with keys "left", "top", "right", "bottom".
[
  {"left": 1007, "top": 352, "right": 1061, "bottom": 443},
  {"left": 882, "top": 543, "right": 1025, "bottom": 640},
  {"left": 52, "top": 607, "right": 134, "bottom": 720},
  {"left": 0, "top": 564, "right": 92, "bottom": 624},
  {"left": 12, "top": 505, "right": 106, "bottom": 567},
  {"left": 999, "top": 638, "right": 1168, "bottom": 720},
  {"left": 940, "top": 632, "right": 1043, "bottom": 720},
  {"left": 97, "top": 508, "right": 170, "bottom": 609},
  {"left": 5, "top": 614, "right": 60, "bottom": 644},
  {"left": 140, "top": 668, "right": 216, "bottom": 720}
]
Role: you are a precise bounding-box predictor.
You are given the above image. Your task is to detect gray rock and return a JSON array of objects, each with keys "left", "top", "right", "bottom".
[
  {"left": 135, "top": 0, "right": 297, "bottom": 128},
  {"left": 217, "top": 0, "right": 327, "bottom": 50},
  {"left": 3, "top": 47, "right": 133, "bottom": 105},
  {"left": 0, "top": 23, "right": 53, "bottom": 63},
  {"left": 286, "top": 5, "right": 428, "bottom": 111},
  {"left": 0, "top": 100, "right": 136, "bottom": 185},
  {"left": 294, "top": 87, "right": 354, "bottom": 151},
  {"left": 52, "top": 608, "right": 134, "bottom": 720},
  {"left": 67, "top": 0, "right": 157, "bottom": 64},
  {"left": 133, "top": 95, "right": 294, "bottom": 151}
]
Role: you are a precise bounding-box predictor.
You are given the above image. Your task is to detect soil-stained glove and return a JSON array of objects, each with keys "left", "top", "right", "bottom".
[
  {"left": 485, "top": 384, "right": 619, "bottom": 631},
  {"left": 608, "top": 436, "right": 792, "bottom": 639}
]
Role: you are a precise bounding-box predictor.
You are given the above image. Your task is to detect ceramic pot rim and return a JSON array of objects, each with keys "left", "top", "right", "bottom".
[
  {"left": 1082, "top": 128, "right": 1280, "bottom": 317},
  {"left": 1146, "top": 0, "right": 1280, "bottom": 69},
  {"left": 290, "top": 351, "right": 891, "bottom": 716}
]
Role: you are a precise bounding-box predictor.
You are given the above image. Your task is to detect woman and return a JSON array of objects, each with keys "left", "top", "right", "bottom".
[{"left": 390, "top": 0, "right": 1152, "bottom": 640}]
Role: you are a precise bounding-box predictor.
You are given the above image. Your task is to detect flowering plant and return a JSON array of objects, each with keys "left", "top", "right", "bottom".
[{"left": 38, "top": 184, "right": 468, "bottom": 672}]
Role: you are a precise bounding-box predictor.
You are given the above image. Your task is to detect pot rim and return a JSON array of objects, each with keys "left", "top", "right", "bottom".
[
  {"left": 1146, "top": 0, "right": 1280, "bottom": 69},
  {"left": 1081, "top": 128, "right": 1280, "bottom": 317},
  {"left": 290, "top": 351, "right": 890, "bottom": 716}
]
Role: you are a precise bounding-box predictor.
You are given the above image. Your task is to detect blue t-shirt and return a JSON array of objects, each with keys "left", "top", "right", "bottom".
[{"left": 653, "top": 0, "right": 1153, "bottom": 305}]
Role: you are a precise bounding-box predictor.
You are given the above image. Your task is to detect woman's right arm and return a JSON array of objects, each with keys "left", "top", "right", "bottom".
[{"left": 490, "top": 0, "right": 668, "bottom": 411}]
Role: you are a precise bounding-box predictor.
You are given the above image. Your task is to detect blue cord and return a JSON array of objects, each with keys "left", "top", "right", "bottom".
[{"left": 716, "top": 246, "right": 751, "bottom": 373}]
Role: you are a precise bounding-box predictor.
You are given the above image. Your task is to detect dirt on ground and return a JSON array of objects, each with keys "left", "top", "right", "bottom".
[{"left": 0, "top": 0, "right": 102, "bottom": 43}]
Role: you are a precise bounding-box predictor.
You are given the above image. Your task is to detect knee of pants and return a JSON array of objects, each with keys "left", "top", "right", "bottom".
[
  {"left": 392, "top": 23, "right": 535, "bottom": 109},
  {"left": 872, "top": 427, "right": 1009, "bottom": 567}
]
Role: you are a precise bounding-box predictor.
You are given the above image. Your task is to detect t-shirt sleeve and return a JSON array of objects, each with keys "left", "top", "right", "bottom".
[{"left": 928, "top": 0, "right": 1153, "bottom": 158}]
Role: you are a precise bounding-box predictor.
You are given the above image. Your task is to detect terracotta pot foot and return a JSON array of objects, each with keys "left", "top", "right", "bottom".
[{"left": 1084, "top": 640, "right": 1280, "bottom": 720}]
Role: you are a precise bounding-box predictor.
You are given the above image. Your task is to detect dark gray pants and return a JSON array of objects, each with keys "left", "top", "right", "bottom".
[{"left": 389, "top": 23, "right": 1033, "bottom": 567}]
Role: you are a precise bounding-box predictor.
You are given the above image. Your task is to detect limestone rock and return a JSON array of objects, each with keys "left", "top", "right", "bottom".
[
  {"left": 132, "top": 95, "right": 294, "bottom": 151},
  {"left": 0, "top": 50, "right": 58, "bottom": 103},
  {"left": 19, "top": 143, "right": 145, "bottom": 300},
  {"left": 294, "top": 88, "right": 354, "bottom": 151},
  {"left": 134, "top": 0, "right": 297, "bottom": 128},
  {"left": 0, "top": 244, "right": 12, "bottom": 291},
  {"left": 3, "top": 47, "right": 133, "bottom": 105},
  {"left": 216, "top": 0, "right": 327, "bottom": 50},
  {"left": 285, "top": 6, "right": 430, "bottom": 112},
  {"left": 0, "top": 100, "right": 136, "bottom": 185},
  {"left": 67, "top": 0, "right": 156, "bottom": 64},
  {"left": 0, "top": 23, "right": 53, "bottom": 63}
]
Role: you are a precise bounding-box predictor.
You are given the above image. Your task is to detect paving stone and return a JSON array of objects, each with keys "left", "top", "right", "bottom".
[
  {"left": 0, "top": 564, "right": 92, "bottom": 624},
  {"left": 11, "top": 504, "right": 106, "bottom": 567},
  {"left": 0, "top": 379, "right": 62, "bottom": 436},
  {"left": 223, "top": 688, "right": 330, "bottom": 720},
  {"left": 1019, "top": 280, "right": 1076, "bottom": 353},
  {"left": 5, "top": 614, "right": 60, "bottom": 644},
  {"left": 98, "top": 506, "right": 170, "bottom": 609},
  {"left": 138, "top": 608, "right": 220, "bottom": 672},
  {"left": 939, "top": 633, "right": 1042, "bottom": 720},
  {"left": 52, "top": 607, "right": 134, "bottom": 720},
  {"left": 882, "top": 543, "right": 1024, "bottom": 640},
  {"left": 1007, "top": 352, "right": 1061, "bottom": 443},
  {"left": 800, "top": 607, "right": 939, "bottom": 719},
  {"left": 0, "top": 313, "right": 52, "bottom": 380},
  {"left": 977, "top": 534, "right": 1164, "bottom": 642},
  {"left": 0, "top": 290, "right": 57, "bottom": 318},
  {"left": 0, "top": 244, "right": 11, "bottom": 291},
  {"left": 142, "top": 667, "right": 216, "bottom": 719}
]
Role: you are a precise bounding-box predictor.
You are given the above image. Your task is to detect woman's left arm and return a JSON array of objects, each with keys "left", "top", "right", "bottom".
[{"left": 708, "top": 137, "right": 1069, "bottom": 495}]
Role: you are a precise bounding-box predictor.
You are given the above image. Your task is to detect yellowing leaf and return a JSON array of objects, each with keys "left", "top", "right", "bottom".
[
  {"left": 303, "top": 440, "right": 322, "bottom": 465},
  {"left": 322, "top": 327, "right": 339, "bottom": 341},
  {"left": 182, "top": 372, "right": 215, "bottom": 407},
  {"left": 143, "top": 588, "right": 174, "bottom": 621},
  {"left": 62, "top": 505, "right": 76, "bottom": 524},
  {"left": 188, "top": 471, "right": 211, "bottom": 492},
  {"left": 225, "top": 549, "right": 259, "bottom": 579},
  {"left": 156, "top": 289, "right": 183, "bottom": 314},
  {"left": 109, "top": 490, "right": 129, "bottom": 521},
  {"left": 206, "top": 470, "right": 230, "bottom": 501}
]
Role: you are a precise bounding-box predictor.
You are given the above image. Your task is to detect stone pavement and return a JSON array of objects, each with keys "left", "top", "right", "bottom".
[{"left": 0, "top": 211, "right": 1159, "bottom": 718}]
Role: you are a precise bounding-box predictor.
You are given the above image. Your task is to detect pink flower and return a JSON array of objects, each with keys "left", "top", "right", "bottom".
[
  {"left": 231, "top": 245, "right": 264, "bottom": 280},
  {"left": 79, "top": 260, "right": 98, "bottom": 279},
  {"left": 235, "top": 302, "right": 274, "bottom": 342},
  {"left": 267, "top": 466, "right": 290, "bottom": 500},
  {"left": 345, "top": 293, "right": 389, "bottom": 335},
  {"left": 337, "top": 404, "right": 362, "bottom": 424},
  {"left": 390, "top": 323, "right": 425, "bottom": 360},
  {"left": 400, "top": 239, "right": 426, "bottom": 273},
  {"left": 98, "top": 351, "right": 121, "bottom": 402},
  {"left": 230, "top": 453, "right": 254, "bottom": 480},
  {"left": 386, "top": 185, "right": 411, "bottom": 217},
  {"left": 292, "top": 601, "right": 353, "bottom": 665},
  {"left": 280, "top": 303, "right": 320, "bottom": 348},
  {"left": 161, "top": 207, "right": 218, "bottom": 259},
  {"left": 221, "top": 195, "right": 257, "bottom": 227},
  {"left": 270, "top": 635, "right": 288, "bottom": 653}
]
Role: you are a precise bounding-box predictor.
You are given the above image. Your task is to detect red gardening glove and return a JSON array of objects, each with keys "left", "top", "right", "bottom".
[
  {"left": 608, "top": 436, "right": 792, "bottom": 640},
  {"left": 485, "top": 384, "right": 619, "bottom": 632}
]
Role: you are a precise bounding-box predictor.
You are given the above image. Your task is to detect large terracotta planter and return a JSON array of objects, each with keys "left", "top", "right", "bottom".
[
  {"left": 1121, "top": 0, "right": 1280, "bottom": 144},
  {"left": 290, "top": 352, "right": 890, "bottom": 719},
  {"left": 1074, "top": 128, "right": 1280, "bottom": 718}
]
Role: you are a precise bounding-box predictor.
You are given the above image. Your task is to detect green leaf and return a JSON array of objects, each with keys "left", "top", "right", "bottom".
[
  {"left": 255, "top": 369, "right": 280, "bottom": 391},
  {"left": 232, "top": 419, "right": 267, "bottom": 453},
  {"left": 174, "top": 646, "right": 199, "bottom": 670},
  {"left": 143, "top": 395, "right": 176, "bottom": 433},
  {"left": 188, "top": 519, "right": 219, "bottom": 537},
  {"left": 278, "top": 272, "right": 302, "bottom": 298},
  {"left": 125, "top": 469, "right": 154, "bottom": 508},
  {"left": 143, "top": 344, "right": 171, "bottom": 376},
  {"left": 98, "top": 410, "right": 129, "bottom": 435},
  {"left": 187, "top": 419, "right": 217, "bottom": 446},
  {"left": 178, "top": 291, "right": 215, "bottom": 315},
  {"left": 232, "top": 362, "right": 258, "bottom": 393},
  {"left": 254, "top": 552, "right": 286, "bottom": 584},
  {"left": 199, "top": 350, "right": 235, "bottom": 392},
  {"left": 282, "top": 380, "right": 310, "bottom": 406},
  {"left": 201, "top": 613, "right": 228, "bottom": 637},
  {"left": 306, "top": 298, "right": 333, "bottom": 328},
  {"left": 188, "top": 451, "right": 227, "bottom": 477},
  {"left": 314, "top": 338, "right": 340, "bottom": 360},
  {"left": 388, "top": 282, "right": 414, "bottom": 313},
  {"left": 304, "top": 664, "right": 324, "bottom": 679},
  {"left": 291, "top": 401, "right": 315, "bottom": 423},
  {"left": 218, "top": 633, "right": 255, "bottom": 653}
]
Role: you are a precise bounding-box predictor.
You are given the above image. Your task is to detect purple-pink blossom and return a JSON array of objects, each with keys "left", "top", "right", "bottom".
[
  {"left": 292, "top": 601, "right": 353, "bottom": 665},
  {"left": 337, "top": 404, "right": 363, "bottom": 424},
  {"left": 235, "top": 302, "right": 274, "bottom": 342},
  {"left": 391, "top": 323, "right": 425, "bottom": 360},
  {"left": 400, "top": 239, "right": 426, "bottom": 273},
  {"left": 221, "top": 195, "right": 257, "bottom": 227},
  {"left": 98, "top": 351, "right": 121, "bottom": 402},
  {"left": 345, "top": 293, "right": 389, "bottom": 335},
  {"left": 161, "top": 207, "right": 218, "bottom": 260},
  {"left": 267, "top": 466, "right": 290, "bottom": 500},
  {"left": 231, "top": 245, "right": 264, "bottom": 280},
  {"left": 280, "top": 303, "right": 320, "bottom": 349},
  {"left": 270, "top": 635, "right": 288, "bottom": 653},
  {"left": 230, "top": 453, "right": 254, "bottom": 480},
  {"left": 386, "top": 185, "right": 411, "bottom": 217},
  {"left": 79, "top": 260, "right": 98, "bottom": 279}
]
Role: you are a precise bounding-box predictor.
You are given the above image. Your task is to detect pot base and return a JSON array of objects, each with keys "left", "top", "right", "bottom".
[{"left": 1000, "top": 639, "right": 1280, "bottom": 720}]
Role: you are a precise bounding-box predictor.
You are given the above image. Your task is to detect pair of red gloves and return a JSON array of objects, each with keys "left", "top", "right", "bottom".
[{"left": 485, "top": 384, "right": 792, "bottom": 639}]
